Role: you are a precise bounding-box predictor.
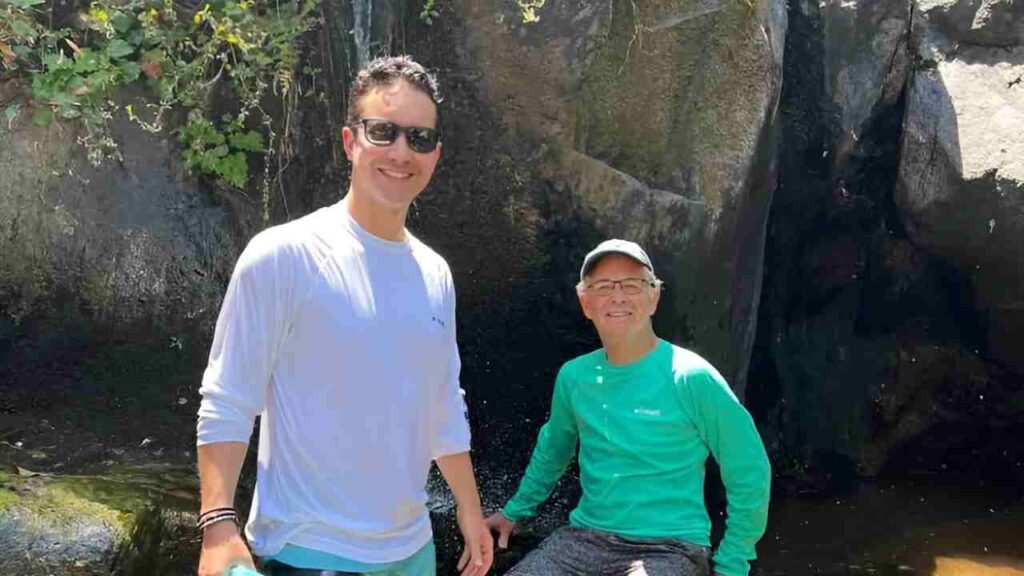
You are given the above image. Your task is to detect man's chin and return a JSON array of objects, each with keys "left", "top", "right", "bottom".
[
  {"left": 366, "top": 186, "right": 426, "bottom": 210},
  {"left": 593, "top": 323, "right": 634, "bottom": 339}
]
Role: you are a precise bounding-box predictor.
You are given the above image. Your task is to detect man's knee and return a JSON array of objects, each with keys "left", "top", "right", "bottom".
[{"left": 504, "top": 526, "right": 592, "bottom": 576}]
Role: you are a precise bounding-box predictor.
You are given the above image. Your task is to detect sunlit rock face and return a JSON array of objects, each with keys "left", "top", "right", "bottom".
[
  {"left": 896, "top": 0, "right": 1024, "bottom": 377},
  {"left": 445, "top": 0, "right": 787, "bottom": 396}
]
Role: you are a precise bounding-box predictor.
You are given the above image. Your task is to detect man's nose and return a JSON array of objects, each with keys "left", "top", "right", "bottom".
[
  {"left": 386, "top": 132, "right": 414, "bottom": 160},
  {"left": 610, "top": 283, "right": 629, "bottom": 301}
]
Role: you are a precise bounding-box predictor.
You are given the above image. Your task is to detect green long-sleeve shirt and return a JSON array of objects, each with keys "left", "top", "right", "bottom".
[{"left": 502, "top": 339, "right": 771, "bottom": 576}]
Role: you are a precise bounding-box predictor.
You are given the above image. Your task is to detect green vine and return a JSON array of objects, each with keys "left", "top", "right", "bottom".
[{"left": 0, "top": 0, "right": 316, "bottom": 192}]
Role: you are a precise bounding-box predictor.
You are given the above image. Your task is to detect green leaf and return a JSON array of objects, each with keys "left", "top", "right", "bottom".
[
  {"left": 119, "top": 61, "right": 140, "bottom": 81},
  {"left": 217, "top": 151, "right": 249, "bottom": 188},
  {"left": 4, "top": 104, "right": 20, "bottom": 122},
  {"left": 126, "top": 28, "right": 145, "bottom": 46},
  {"left": 74, "top": 50, "right": 103, "bottom": 73},
  {"left": 182, "top": 149, "right": 199, "bottom": 169},
  {"left": 10, "top": 18, "right": 36, "bottom": 37},
  {"left": 105, "top": 39, "right": 135, "bottom": 59},
  {"left": 111, "top": 12, "right": 135, "bottom": 33},
  {"left": 142, "top": 49, "right": 165, "bottom": 63},
  {"left": 7, "top": 0, "right": 46, "bottom": 8},
  {"left": 51, "top": 91, "right": 78, "bottom": 108},
  {"left": 229, "top": 130, "right": 263, "bottom": 152},
  {"left": 32, "top": 108, "right": 53, "bottom": 126},
  {"left": 41, "top": 52, "right": 65, "bottom": 70},
  {"left": 84, "top": 70, "right": 113, "bottom": 89},
  {"left": 30, "top": 76, "right": 55, "bottom": 101}
]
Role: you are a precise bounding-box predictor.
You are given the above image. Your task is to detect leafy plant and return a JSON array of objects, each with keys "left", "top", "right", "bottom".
[
  {"left": 0, "top": 0, "right": 46, "bottom": 72},
  {"left": 180, "top": 112, "right": 264, "bottom": 189},
  {"left": 5, "top": 0, "right": 316, "bottom": 190},
  {"left": 419, "top": 0, "right": 439, "bottom": 25}
]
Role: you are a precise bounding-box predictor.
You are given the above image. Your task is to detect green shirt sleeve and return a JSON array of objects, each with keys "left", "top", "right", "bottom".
[
  {"left": 683, "top": 364, "right": 771, "bottom": 576},
  {"left": 502, "top": 366, "right": 579, "bottom": 521}
]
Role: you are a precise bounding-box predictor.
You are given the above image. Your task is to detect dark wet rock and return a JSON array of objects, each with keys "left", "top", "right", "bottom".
[
  {"left": 819, "top": 0, "right": 912, "bottom": 169},
  {"left": 0, "top": 88, "right": 245, "bottom": 362},
  {"left": 749, "top": 0, "right": 1024, "bottom": 486}
]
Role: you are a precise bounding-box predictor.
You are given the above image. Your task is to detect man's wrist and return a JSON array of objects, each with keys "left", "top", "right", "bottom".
[
  {"left": 456, "top": 502, "right": 484, "bottom": 520},
  {"left": 202, "top": 517, "right": 241, "bottom": 545},
  {"left": 197, "top": 507, "right": 239, "bottom": 531},
  {"left": 500, "top": 505, "right": 525, "bottom": 523}
]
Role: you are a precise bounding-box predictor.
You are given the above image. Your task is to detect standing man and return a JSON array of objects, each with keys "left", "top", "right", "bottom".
[
  {"left": 485, "top": 239, "right": 771, "bottom": 576},
  {"left": 196, "top": 55, "right": 493, "bottom": 576}
]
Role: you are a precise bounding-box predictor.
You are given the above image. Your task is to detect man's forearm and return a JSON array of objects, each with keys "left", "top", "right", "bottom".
[
  {"left": 435, "top": 451, "right": 483, "bottom": 515},
  {"left": 198, "top": 441, "right": 249, "bottom": 512}
]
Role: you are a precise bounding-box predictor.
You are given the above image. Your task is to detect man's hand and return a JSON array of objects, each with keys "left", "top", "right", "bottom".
[
  {"left": 455, "top": 506, "right": 494, "bottom": 576},
  {"left": 197, "top": 521, "right": 254, "bottom": 576},
  {"left": 483, "top": 511, "right": 516, "bottom": 550}
]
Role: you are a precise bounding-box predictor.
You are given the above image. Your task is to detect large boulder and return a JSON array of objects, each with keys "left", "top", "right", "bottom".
[
  {"left": 0, "top": 91, "right": 243, "bottom": 350},
  {"left": 752, "top": 0, "right": 1024, "bottom": 484},
  {"left": 896, "top": 0, "right": 1024, "bottom": 376},
  {"left": 448, "top": 0, "right": 787, "bottom": 394}
]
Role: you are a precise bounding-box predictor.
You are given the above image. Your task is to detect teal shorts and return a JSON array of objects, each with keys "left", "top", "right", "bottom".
[{"left": 263, "top": 540, "right": 435, "bottom": 576}]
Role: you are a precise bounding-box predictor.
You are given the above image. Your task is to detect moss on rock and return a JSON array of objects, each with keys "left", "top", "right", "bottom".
[{"left": 0, "top": 465, "right": 198, "bottom": 576}]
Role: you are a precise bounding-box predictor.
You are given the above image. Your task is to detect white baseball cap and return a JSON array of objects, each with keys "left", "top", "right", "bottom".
[{"left": 579, "top": 239, "right": 654, "bottom": 282}]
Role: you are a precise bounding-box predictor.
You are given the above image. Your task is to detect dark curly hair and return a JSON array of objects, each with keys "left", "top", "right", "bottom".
[{"left": 346, "top": 55, "right": 443, "bottom": 126}]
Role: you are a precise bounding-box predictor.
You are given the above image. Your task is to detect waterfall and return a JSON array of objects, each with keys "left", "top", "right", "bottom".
[{"left": 351, "top": 0, "right": 372, "bottom": 70}]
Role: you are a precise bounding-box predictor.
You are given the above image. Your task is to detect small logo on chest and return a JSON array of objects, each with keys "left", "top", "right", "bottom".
[
  {"left": 633, "top": 408, "right": 662, "bottom": 417},
  {"left": 431, "top": 315, "right": 447, "bottom": 328}
]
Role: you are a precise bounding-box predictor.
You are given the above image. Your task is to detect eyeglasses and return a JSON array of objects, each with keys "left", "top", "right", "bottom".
[
  {"left": 585, "top": 278, "right": 660, "bottom": 296},
  {"left": 351, "top": 118, "right": 441, "bottom": 154}
]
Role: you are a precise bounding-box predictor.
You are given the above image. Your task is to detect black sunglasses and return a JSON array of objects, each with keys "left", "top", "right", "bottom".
[{"left": 351, "top": 118, "right": 441, "bottom": 154}]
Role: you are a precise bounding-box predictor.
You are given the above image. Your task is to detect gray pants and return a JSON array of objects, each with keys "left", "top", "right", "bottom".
[{"left": 505, "top": 526, "right": 711, "bottom": 576}]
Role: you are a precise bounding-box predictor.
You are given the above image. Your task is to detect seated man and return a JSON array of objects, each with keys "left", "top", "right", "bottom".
[{"left": 485, "top": 239, "right": 771, "bottom": 576}]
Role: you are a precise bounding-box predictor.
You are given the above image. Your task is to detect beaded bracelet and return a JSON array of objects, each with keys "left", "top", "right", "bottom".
[
  {"left": 197, "top": 508, "right": 239, "bottom": 531},
  {"left": 198, "top": 506, "right": 235, "bottom": 521}
]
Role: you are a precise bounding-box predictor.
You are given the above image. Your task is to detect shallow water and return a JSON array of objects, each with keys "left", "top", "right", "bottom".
[
  {"left": 429, "top": 467, "right": 1023, "bottom": 575},
  {"left": 756, "top": 481, "right": 1024, "bottom": 575}
]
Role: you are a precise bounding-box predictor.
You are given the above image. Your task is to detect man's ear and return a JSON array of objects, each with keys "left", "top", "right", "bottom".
[
  {"left": 647, "top": 283, "right": 662, "bottom": 317},
  {"left": 341, "top": 126, "right": 355, "bottom": 160},
  {"left": 577, "top": 286, "right": 594, "bottom": 321}
]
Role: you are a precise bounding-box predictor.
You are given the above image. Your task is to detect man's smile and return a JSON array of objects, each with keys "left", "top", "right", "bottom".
[{"left": 378, "top": 167, "right": 414, "bottom": 179}]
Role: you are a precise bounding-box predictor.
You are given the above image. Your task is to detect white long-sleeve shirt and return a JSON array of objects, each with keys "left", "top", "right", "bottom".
[{"left": 196, "top": 200, "right": 471, "bottom": 562}]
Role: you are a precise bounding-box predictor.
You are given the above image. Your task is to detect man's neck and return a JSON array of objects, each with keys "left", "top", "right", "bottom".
[
  {"left": 601, "top": 330, "right": 659, "bottom": 366},
  {"left": 344, "top": 189, "right": 409, "bottom": 242}
]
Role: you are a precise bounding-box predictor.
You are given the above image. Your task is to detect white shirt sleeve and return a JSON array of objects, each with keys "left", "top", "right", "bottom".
[
  {"left": 196, "top": 231, "right": 301, "bottom": 446},
  {"left": 430, "top": 264, "right": 472, "bottom": 459}
]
